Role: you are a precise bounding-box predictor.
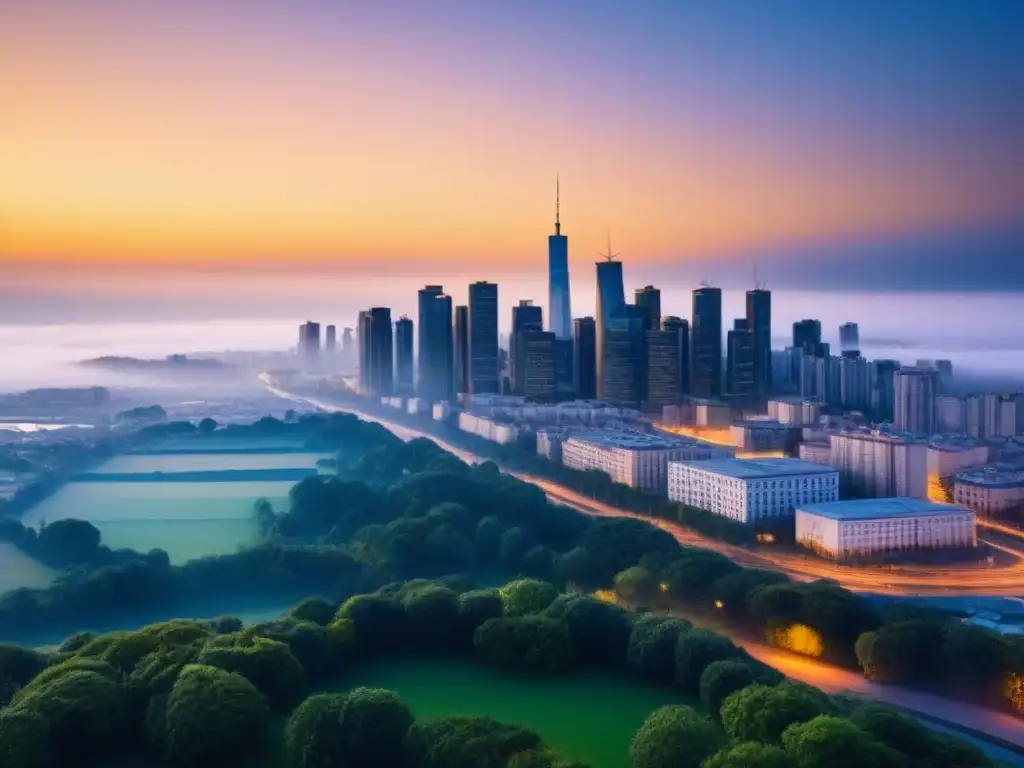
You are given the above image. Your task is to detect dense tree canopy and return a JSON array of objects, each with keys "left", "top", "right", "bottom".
[{"left": 628, "top": 704, "right": 724, "bottom": 768}]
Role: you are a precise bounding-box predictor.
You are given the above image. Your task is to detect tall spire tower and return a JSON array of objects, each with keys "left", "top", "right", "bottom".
[{"left": 547, "top": 177, "right": 572, "bottom": 340}]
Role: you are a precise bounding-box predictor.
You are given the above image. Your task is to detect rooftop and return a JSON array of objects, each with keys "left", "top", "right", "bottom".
[
  {"left": 955, "top": 464, "right": 1024, "bottom": 489},
  {"left": 674, "top": 457, "right": 836, "bottom": 479},
  {"left": 797, "top": 498, "right": 970, "bottom": 521},
  {"left": 568, "top": 430, "right": 720, "bottom": 451}
]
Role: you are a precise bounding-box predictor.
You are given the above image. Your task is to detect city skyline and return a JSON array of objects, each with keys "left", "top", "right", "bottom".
[{"left": 1, "top": 2, "right": 1022, "bottom": 287}]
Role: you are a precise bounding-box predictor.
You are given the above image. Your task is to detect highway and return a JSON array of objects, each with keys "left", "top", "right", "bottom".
[{"left": 264, "top": 381, "right": 1024, "bottom": 751}]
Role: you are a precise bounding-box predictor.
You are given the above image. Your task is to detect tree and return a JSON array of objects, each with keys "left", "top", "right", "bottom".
[
  {"left": 747, "top": 584, "right": 804, "bottom": 630},
  {"left": 627, "top": 616, "right": 690, "bottom": 683},
  {"left": 660, "top": 551, "right": 739, "bottom": 603},
  {"left": 501, "top": 527, "right": 530, "bottom": 567},
  {"left": 614, "top": 566, "right": 660, "bottom": 609},
  {"left": 702, "top": 742, "right": 796, "bottom": 768},
  {"left": 0, "top": 709, "right": 52, "bottom": 768},
  {"left": 457, "top": 589, "right": 504, "bottom": 642},
  {"left": 283, "top": 693, "right": 348, "bottom": 768},
  {"left": 580, "top": 519, "right": 680, "bottom": 583},
  {"left": 407, "top": 715, "right": 544, "bottom": 768},
  {"left": 940, "top": 624, "right": 1008, "bottom": 697},
  {"left": 674, "top": 628, "right": 745, "bottom": 694},
  {"left": 780, "top": 715, "right": 904, "bottom": 768},
  {"left": 198, "top": 417, "right": 218, "bottom": 434},
  {"left": 797, "top": 583, "right": 880, "bottom": 662},
  {"left": 699, "top": 659, "right": 758, "bottom": 716},
  {"left": 288, "top": 597, "right": 337, "bottom": 627},
  {"left": 473, "top": 616, "right": 575, "bottom": 675},
  {"left": 8, "top": 668, "right": 127, "bottom": 763},
  {"left": 720, "top": 682, "right": 831, "bottom": 744},
  {"left": 402, "top": 584, "right": 460, "bottom": 647},
  {"left": 710, "top": 569, "right": 789, "bottom": 620},
  {"left": 0, "top": 644, "right": 48, "bottom": 706},
  {"left": 628, "top": 704, "right": 724, "bottom": 768},
  {"left": 336, "top": 593, "right": 408, "bottom": 651},
  {"left": 338, "top": 687, "right": 414, "bottom": 767},
  {"left": 545, "top": 595, "right": 633, "bottom": 666},
  {"left": 499, "top": 579, "right": 558, "bottom": 616},
  {"left": 162, "top": 664, "right": 270, "bottom": 766},
  {"left": 853, "top": 619, "right": 945, "bottom": 685},
  {"left": 556, "top": 547, "right": 603, "bottom": 589},
  {"left": 847, "top": 704, "right": 945, "bottom": 765},
  {"left": 475, "top": 517, "right": 505, "bottom": 560},
  {"left": 197, "top": 635, "right": 307, "bottom": 711},
  {"left": 35, "top": 518, "right": 101, "bottom": 567}
]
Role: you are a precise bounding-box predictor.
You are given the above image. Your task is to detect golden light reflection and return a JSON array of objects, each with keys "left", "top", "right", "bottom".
[
  {"left": 654, "top": 423, "right": 783, "bottom": 458},
  {"left": 592, "top": 589, "right": 619, "bottom": 606},
  {"left": 1005, "top": 673, "right": 1024, "bottom": 713},
  {"left": 774, "top": 624, "right": 824, "bottom": 658}
]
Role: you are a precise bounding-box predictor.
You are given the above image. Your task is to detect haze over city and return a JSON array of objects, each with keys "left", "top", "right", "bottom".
[{"left": 3, "top": 3, "right": 1024, "bottom": 768}]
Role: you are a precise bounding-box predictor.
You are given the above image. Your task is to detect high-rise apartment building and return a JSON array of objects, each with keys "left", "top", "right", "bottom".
[
  {"left": 870, "top": 360, "right": 900, "bottom": 423},
  {"left": 894, "top": 367, "right": 938, "bottom": 436},
  {"left": 573, "top": 317, "right": 597, "bottom": 400},
  {"left": 553, "top": 338, "right": 575, "bottom": 401},
  {"left": 511, "top": 300, "right": 544, "bottom": 396},
  {"left": 417, "top": 286, "right": 454, "bottom": 401},
  {"left": 394, "top": 316, "right": 414, "bottom": 394},
  {"left": 453, "top": 305, "right": 469, "bottom": 395},
  {"left": 512, "top": 300, "right": 543, "bottom": 334},
  {"left": 792, "top": 319, "right": 822, "bottom": 352},
  {"left": 745, "top": 289, "right": 771, "bottom": 396},
  {"left": 341, "top": 328, "right": 354, "bottom": 361},
  {"left": 645, "top": 326, "right": 681, "bottom": 411},
  {"left": 325, "top": 324, "right": 337, "bottom": 355},
  {"left": 839, "top": 322, "right": 860, "bottom": 358},
  {"left": 839, "top": 356, "right": 870, "bottom": 411},
  {"left": 358, "top": 308, "right": 393, "bottom": 395},
  {"left": 298, "top": 321, "right": 320, "bottom": 364},
  {"left": 691, "top": 287, "right": 723, "bottom": 398},
  {"left": 548, "top": 179, "right": 572, "bottom": 341},
  {"left": 634, "top": 286, "right": 662, "bottom": 331},
  {"left": 513, "top": 330, "right": 557, "bottom": 401},
  {"left": 829, "top": 428, "right": 928, "bottom": 498},
  {"left": 662, "top": 317, "right": 690, "bottom": 399},
  {"left": 595, "top": 256, "right": 642, "bottom": 406},
  {"left": 469, "top": 281, "right": 500, "bottom": 394},
  {"left": 726, "top": 319, "right": 756, "bottom": 396}
]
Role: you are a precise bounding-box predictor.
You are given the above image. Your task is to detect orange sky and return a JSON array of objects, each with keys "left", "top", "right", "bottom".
[{"left": 1, "top": 3, "right": 1021, "bottom": 270}]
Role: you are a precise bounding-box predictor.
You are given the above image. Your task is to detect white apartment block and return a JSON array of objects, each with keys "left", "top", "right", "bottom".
[
  {"left": 561, "top": 431, "right": 732, "bottom": 493},
  {"left": 795, "top": 498, "right": 976, "bottom": 561},
  {"left": 457, "top": 413, "right": 519, "bottom": 444},
  {"left": 829, "top": 428, "right": 928, "bottom": 499},
  {"left": 926, "top": 440, "right": 990, "bottom": 480},
  {"left": 799, "top": 442, "right": 832, "bottom": 465},
  {"left": 667, "top": 458, "right": 838, "bottom": 524},
  {"left": 954, "top": 465, "right": 1024, "bottom": 516},
  {"left": 768, "top": 398, "right": 822, "bottom": 427}
]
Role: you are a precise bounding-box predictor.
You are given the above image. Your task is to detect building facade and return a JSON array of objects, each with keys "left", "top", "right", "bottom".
[
  {"left": 454, "top": 304, "right": 469, "bottom": 395},
  {"left": 634, "top": 285, "right": 662, "bottom": 331},
  {"left": 468, "top": 281, "right": 500, "bottom": 394},
  {"left": 573, "top": 317, "right": 597, "bottom": 400},
  {"left": 894, "top": 367, "right": 938, "bottom": 436},
  {"left": 954, "top": 465, "right": 1024, "bottom": 517},
  {"left": 547, "top": 180, "right": 572, "bottom": 340},
  {"left": 662, "top": 317, "right": 690, "bottom": 399},
  {"left": 512, "top": 330, "right": 557, "bottom": 401},
  {"left": 839, "top": 322, "right": 860, "bottom": 358},
  {"left": 418, "top": 286, "right": 454, "bottom": 401},
  {"left": 726, "top": 318, "right": 756, "bottom": 396},
  {"left": 394, "top": 316, "right": 414, "bottom": 394},
  {"left": 828, "top": 428, "right": 928, "bottom": 499},
  {"left": 668, "top": 458, "right": 838, "bottom": 524},
  {"left": 768, "top": 398, "right": 821, "bottom": 427},
  {"left": 561, "top": 431, "right": 733, "bottom": 493},
  {"left": 691, "top": 287, "right": 723, "bottom": 398},
  {"left": 298, "top": 321, "right": 320, "bottom": 364},
  {"left": 795, "top": 498, "right": 976, "bottom": 561},
  {"left": 745, "top": 289, "right": 772, "bottom": 396},
  {"left": 358, "top": 307, "right": 394, "bottom": 395},
  {"left": 645, "top": 327, "right": 681, "bottom": 411}
]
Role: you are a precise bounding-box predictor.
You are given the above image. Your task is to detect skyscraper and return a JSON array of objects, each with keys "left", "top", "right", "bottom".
[
  {"left": 341, "top": 328, "right": 354, "bottom": 362},
  {"left": 573, "top": 317, "right": 597, "bottom": 400},
  {"left": 745, "top": 289, "right": 771, "bottom": 395},
  {"left": 839, "top": 356, "right": 870, "bottom": 411},
  {"left": 394, "top": 316, "right": 414, "bottom": 394},
  {"left": 547, "top": 178, "right": 572, "bottom": 340},
  {"left": 691, "top": 287, "right": 722, "bottom": 398},
  {"left": 634, "top": 285, "right": 661, "bottom": 331},
  {"left": 454, "top": 304, "right": 469, "bottom": 395},
  {"left": 469, "top": 281, "right": 499, "bottom": 394},
  {"left": 357, "top": 311, "right": 371, "bottom": 391},
  {"left": 513, "top": 331, "right": 557, "bottom": 401},
  {"left": 298, "top": 321, "right": 320, "bottom": 364},
  {"left": 645, "top": 325, "right": 681, "bottom": 411},
  {"left": 894, "top": 367, "right": 938, "bottom": 436},
  {"left": 511, "top": 300, "right": 544, "bottom": 395},
  {"left": 871, "top": 359, "right": 900, "bottom": 422},
  {"left": 325, "top": 324, "right": 337, "bottom": 355},
  {"left": 418, "top": 286, "right": 454, "bottom": 401},
  {"left": 360, "top": 307, "right": 393, "bottom": 395},
  {"left": 726, "top": 319, "right": 756, "bottom": 396},
  {"left": 793, "top": 319, "right": 822, "bottom": 352},
  {"left": 595, "top": 249, "right": 643, "bottom": 407},
  {"left": 662, "top": 316, "right": 690, "bottom": 399},
  {"left": 839, "top": 322, "right": 860, "bottom": 358}
]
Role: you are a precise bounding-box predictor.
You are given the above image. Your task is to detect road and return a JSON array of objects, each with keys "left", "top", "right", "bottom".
[{"left": 264, "top": 381, "right": 1024, "bottom": 750}]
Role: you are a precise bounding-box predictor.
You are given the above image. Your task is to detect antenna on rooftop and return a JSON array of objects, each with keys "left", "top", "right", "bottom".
[{"left": 599, "top": 231, "right": 620, "bottom": 262}]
